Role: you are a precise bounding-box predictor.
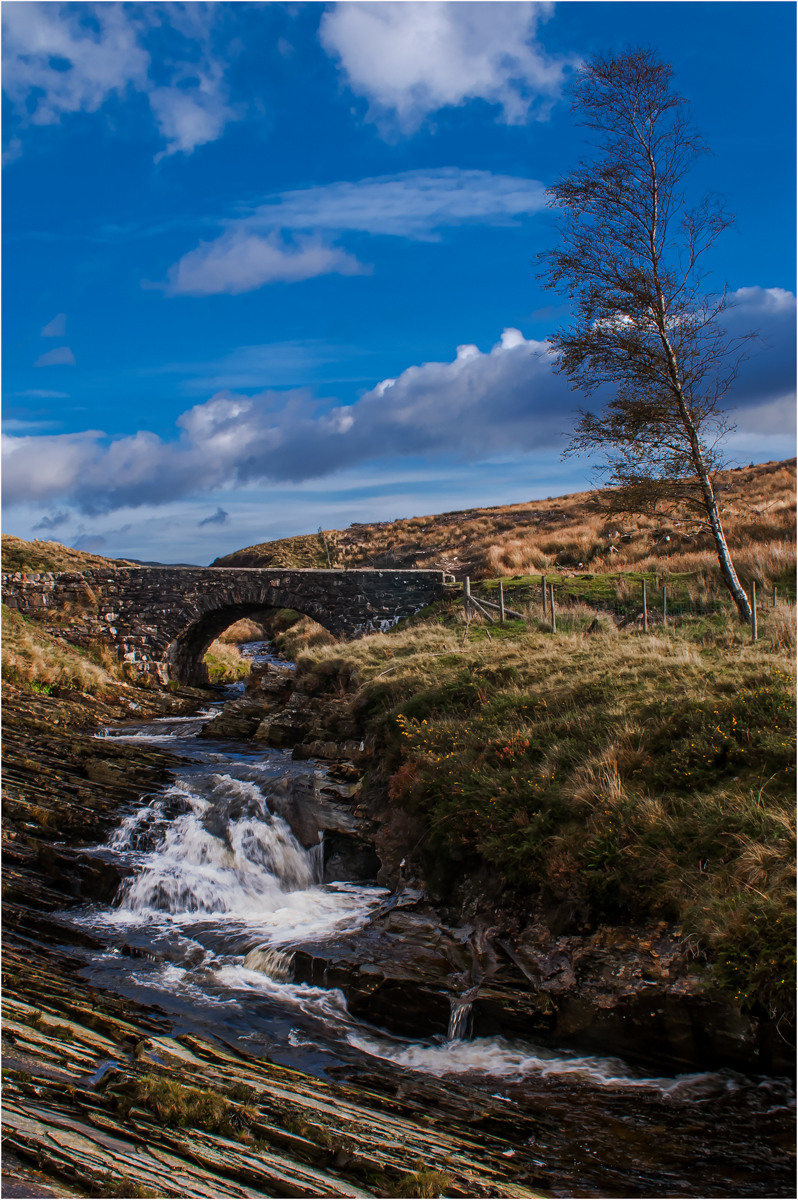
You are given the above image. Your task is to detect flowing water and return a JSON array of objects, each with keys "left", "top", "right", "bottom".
[{"left": 57, "top": 642, "right": 794, "bottom": 1197}]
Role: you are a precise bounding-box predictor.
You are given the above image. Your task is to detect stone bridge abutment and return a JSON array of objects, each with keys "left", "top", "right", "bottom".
[{"left": 2, "top": 567, "right": 446, "bottom": 686}]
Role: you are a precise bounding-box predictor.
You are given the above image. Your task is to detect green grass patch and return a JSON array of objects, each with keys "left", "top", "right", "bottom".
[{"left": 296, "top": 616, "right": 796, "bottom": 1017}]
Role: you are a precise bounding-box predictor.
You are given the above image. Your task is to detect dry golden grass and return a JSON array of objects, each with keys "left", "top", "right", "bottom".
[
  {"left": 204, "top": 639, "right": 250, "bottom": 683},
  {"left": 272, "top": 616, "right": 336, "bottom": 659},
  {"left": 217, "top": 618, "right": 268, "bottom": 644},
  {"left": 1, "top": 535, "right": 135, "bottom": 574},
  {"left": 213, "top": 458, "right": 796, "bottom": 594},
  {"left": 1, "top": 606, "right": 119, "bottom": 694}
]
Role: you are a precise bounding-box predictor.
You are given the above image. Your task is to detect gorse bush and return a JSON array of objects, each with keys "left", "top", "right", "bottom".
[{"left": 296, "top": 615, "right": 796, "bottom": 1016}]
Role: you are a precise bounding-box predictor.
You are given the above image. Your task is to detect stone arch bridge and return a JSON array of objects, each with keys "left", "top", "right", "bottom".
[{"left": 2, "top": 567, "right": 446, "bottom": 686}]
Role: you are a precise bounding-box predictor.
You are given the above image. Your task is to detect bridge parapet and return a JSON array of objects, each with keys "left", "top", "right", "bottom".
[{"left": 2, "top": 567, "right": 446, "bottom": 685}]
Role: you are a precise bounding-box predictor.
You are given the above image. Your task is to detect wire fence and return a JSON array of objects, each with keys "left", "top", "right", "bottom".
[{"left": 467, "top": 577, "right": 795, "bottom": 633}]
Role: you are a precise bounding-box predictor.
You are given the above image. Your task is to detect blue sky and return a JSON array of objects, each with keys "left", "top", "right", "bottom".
[{"left": 3, "top": 1, "right": 795, "bottom": 564}]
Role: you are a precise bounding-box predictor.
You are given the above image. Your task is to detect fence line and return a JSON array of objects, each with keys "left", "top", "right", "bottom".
[{"left": 470, "top": 581, "right": 796, "bottom": 625}]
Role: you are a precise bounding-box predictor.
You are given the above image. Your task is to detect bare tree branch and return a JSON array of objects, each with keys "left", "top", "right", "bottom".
[{"left": 538, "top": 48, "right": 756, "bottom": 622}]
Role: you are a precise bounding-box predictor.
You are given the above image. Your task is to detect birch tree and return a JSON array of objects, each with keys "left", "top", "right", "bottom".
[{"left": 539, "top": 49, "right": 755, "bottom": 622}]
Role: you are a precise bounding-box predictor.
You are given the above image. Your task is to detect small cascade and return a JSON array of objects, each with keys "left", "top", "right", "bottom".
[
  {"left": 243, "top": 946, "right": 295, "bottom": 981},
  {"left": 447, "top": 987, "right": 479, "bottom": 1042},
  {"left": 309, "top": 832, "right": 325, "bottom": 884},
  {"left": 115, "top": 774, "right": 316, "bottom": 916}
]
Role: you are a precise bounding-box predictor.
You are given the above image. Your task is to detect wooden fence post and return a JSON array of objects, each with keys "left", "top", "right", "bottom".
[
  {"left": 550, "top": 584, "right": 556, "bottom": 634},
  {"left": 642, "top": 579, "right": 648, "bottom": 633},
  {"left": 751, "top": 581, "right": 758, "bottom": 642},
  {"left": 773, "top": 586, "right": 777, "bottom": 607},
  {"left": 663, "top": 585, "right": 667, "bottom": 624},
  {"left": 464, "top": 576, "right": 471, "bottom": 622},
  {"left": 499, "top": 580, "right": 505, "bottom": 623},
  {"left": 542, "top": 575, "right": 548, "bottom": 616}
]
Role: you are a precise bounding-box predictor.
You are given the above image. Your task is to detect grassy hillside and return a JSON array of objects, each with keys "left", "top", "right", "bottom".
[
  {"left": 1, "top": 606, "right": 122, "bottom": 694},
  {"left": 293, "top": 600, "right": 796, "bottom": 1017},
  {"left": 213, "top": 458, "right": 796, "bottom": 598},
  {"left": 1, "top": 535, "right": 135, "bottom": 574}
]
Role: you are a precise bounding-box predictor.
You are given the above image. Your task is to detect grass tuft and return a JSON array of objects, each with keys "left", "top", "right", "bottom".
[
  {"left": 384, "top": 1169, "right": 452, "bottom": 1198},
  {"left": 127, "top": 1074, "right": 255, "bottom": 1138},
  {"left": 203, "top": 639, "right": 250, "bottom": 683}
]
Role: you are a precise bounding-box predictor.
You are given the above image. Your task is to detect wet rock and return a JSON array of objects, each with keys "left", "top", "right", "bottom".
[
  {"left": 265, "top": 774, "right": 362, "bottom": 849},
  {"left": 247, "top": 660, "right": 296, "bottom": 697},
  {"left": 322, "top": 832, "right": 381, "bottom": 883},
  {"left": 1, "top": 943, "right": 546, "bottom": 1200},
  {"left": 199, "top": 698, "right": 274, "bottom": 739}
]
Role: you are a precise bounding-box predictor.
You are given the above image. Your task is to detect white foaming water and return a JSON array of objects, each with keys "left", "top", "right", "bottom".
[
  {"left": 242, "top": 946, "right": 295, "bottom": 981},
  {"left": 78, "top": 716, "right": 795, "bottom": 1114},
  {"left": 104, "top": 774, "right": 382, "bottom": 946},
  {"left": 343, "top": 1032, "right": 728, "bottom": 1094},
  {"left": 447, "top": 986, "right": 478, "bottom": 1042}
]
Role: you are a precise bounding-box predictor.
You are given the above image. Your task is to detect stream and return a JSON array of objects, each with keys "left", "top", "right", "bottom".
[{"left": 55, "top": 642, "right": 794, "bottom": 1198}]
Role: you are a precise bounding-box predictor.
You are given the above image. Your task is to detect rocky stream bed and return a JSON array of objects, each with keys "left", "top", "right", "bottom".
[{"left": 1, "top": 643, "right": 795, "bottom": 1198}]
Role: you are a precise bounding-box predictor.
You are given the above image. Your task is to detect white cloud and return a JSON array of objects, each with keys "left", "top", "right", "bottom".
[
  {"left": 319, "top": 1, "right": 575, "bottom": 136},
  {"left": 2, "top": 418, "right": 64, "bottom": 432},
  {"left": 159, "top": 167, "right": 546, "bottom": 294},
  {"left": 156, "top": 340, "right": 370, "bottom": 393},
  {"left": 2, "top": 3, "right": 149, "bottom": 123},
  {"left": 3, "top": 329, "right": 563, "bottom": 510},
  {"left": 35, "top": 346, "right": 76, "bottom": 367},
  {"left": 41, "top": 313, "right": 67, "bottom": 337},
  {"left": 4, "top": 288, "right": 794, "bottom": 515},
  {"left": 3, "top": 136, "right": 23, "bottom": 166},
  {"left": 159, "top": 230, "right": 369, "bottom": 297},
  {"left": 2, "top": 3, "right": 240, "bottom": 158},
  {"left": 252, "top": 168, "right": 548, "bottom": 239},
  {"left": 11, "top": 389, "right": 70, "bottom": 398}
]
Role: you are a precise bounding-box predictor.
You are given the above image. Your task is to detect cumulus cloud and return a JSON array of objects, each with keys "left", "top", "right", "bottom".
[
  {"left": 4, "top": 288, "right": 794, "bottom": 514},
  {"left": 3, "top": 330, "right": 562, "bottom": 511},
  {"left": 160, "top": 167, "right": 546, "bottom": 294},
  {"left": 2, "top": 3, "right": 240, "bottom": 158},
  {"left": 319, "top": 1, "right": 575, "bottom": 135},
  {"left": 41, "top": 313, "right": 67, "bottom": 337},
  {"left": 721, "top": 287, "right": 797, "bottom": 412},
  {"left": 199, "top": 507, "right": 229, "bottom": 526},
  {"left": 35, "top": 346, "right": 76, "bottom": 367},
  {"left": 160, "top": 230, "right": 369, "bottom": 297}
]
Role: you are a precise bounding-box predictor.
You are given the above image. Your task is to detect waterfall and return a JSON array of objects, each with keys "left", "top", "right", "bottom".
[
  {"left": 243, "top": 946, "right": 295, "bottom": 981},
  {"left": 447, "top": 987, "right": 479, "bottom": 1042},
  {"left": 114, "top": 774, "right": 319, "bottom": 917},
  {"left": 309, "top": 831, "right": 325, "bottom": 884}
]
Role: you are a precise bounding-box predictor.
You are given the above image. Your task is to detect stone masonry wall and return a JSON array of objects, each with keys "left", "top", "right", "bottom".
[{"left": 2, "top": 567, "right": 446, "bottom": 685}]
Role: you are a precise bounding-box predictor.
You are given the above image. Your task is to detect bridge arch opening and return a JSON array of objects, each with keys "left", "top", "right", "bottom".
[{"left": 166, "top": 600, "right": 337, "bottom": 686}]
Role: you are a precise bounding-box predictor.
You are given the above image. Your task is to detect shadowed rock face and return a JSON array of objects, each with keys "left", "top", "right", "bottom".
[{"left": 2, "top": 567, "right": 445, "bottom": 686}]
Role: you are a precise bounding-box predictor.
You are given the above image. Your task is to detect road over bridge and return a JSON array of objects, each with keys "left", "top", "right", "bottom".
[{"left": 2, "top": 567, "right": 446, "bottom": 686}]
